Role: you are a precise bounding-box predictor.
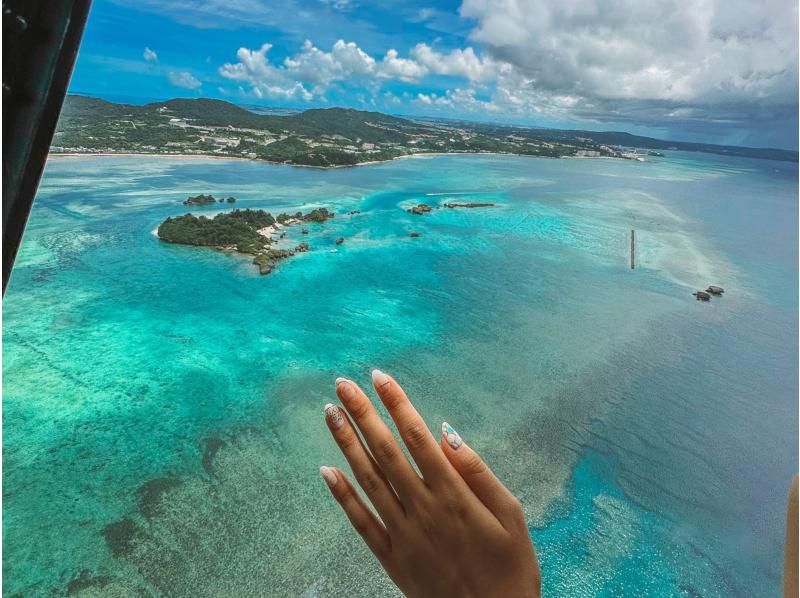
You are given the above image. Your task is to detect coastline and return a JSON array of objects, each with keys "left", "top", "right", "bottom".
[
  {"left": 46, "top": 149, "right": 622, "bottom": 170},
  {"left": 47, "top": 151, "right": 403, "bottom": 169}
]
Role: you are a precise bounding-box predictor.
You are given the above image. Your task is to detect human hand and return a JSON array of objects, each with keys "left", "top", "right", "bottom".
[{"left": 320, "top": 369, "right": 541, "bottom": 598}]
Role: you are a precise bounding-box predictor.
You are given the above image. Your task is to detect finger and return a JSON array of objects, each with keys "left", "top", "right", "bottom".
[
  {"left": 440, "top": 422, "right": 525, "bottom": 530},
  {"left": 336, "top": 377, "right": 422, "bottom": 501},
  {"left": 371, "top": 369, "right": 454, "bottom": 485},
  {"left": 320, "top": 466, "right": 391, "bottom": 559},
  {"left": 324, "top": 403, "right": 404, "bottom": 524}
]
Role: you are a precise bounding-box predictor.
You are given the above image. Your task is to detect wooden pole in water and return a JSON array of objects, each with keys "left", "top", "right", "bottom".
[{"left": 630, "top": 229, "right": 635, "bottom": 269}]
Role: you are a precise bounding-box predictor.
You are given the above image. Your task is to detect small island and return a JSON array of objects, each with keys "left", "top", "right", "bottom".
[
  {"left": 183, "top": 194, "right": 237, "bottom": 205},
  {"left": 443, "top": 202, "right": 495, "bottom": 208},
  {"left": 183, "top": 194, "right": 218, "bottom": 206},
  {"left": 157, "top": 207, "right": 333, "bottom": 275},
  {"left": 408, "top": 204, "right": 433, "bottom": 215},
  {"left": 408, "top": 201, "right": 495, "bottom": 214}
]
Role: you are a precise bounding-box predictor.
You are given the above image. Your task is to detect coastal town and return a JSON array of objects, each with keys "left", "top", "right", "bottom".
[{"left": 50, "top": 95, "right": 681, "bottom": 167}]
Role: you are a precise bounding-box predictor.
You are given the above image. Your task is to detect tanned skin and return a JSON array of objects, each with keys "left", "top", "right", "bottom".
[
  {"left": 320, "top": 369, "right": 798, "bottom": 598},
  {"left": 321, "top": 369, "right": 541, "bottom": 598},
  {"left": 785, "top": 475, "right": 798, "bottom": 598}
]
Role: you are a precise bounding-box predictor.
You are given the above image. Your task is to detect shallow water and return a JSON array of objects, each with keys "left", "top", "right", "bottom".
[{"left": 3, "top": 152, "right": 797, "bottom": 596}]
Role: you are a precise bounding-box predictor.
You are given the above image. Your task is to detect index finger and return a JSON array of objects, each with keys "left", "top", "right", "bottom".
[
  {"left": 335, "top": 376, "right": 422, "bottom": 502},
  {"left": 371, "top": 369, "right": 455, "bottom": 486}
]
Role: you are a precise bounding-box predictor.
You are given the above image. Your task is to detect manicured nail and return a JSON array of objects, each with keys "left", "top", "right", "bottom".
[
  {"left": 324, "top": 403, "right": 344, "bottom": 429},
  {"left": 442, "top": 422, "right": 463, "bottom": 449},
  {"left": 372, "top": 369, "right": 391, "bottom": 389},
  {"left": 335, "top": 377, "right": 356, "bottom": 401},
  {"left": 320, "top": 466, "right": 338, "bottom": 488}
]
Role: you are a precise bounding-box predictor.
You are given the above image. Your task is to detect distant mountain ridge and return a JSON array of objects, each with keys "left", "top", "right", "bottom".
[
  {"left": 416, "top": 115, "right": 797, "bottom": 161},
  {"left": 61, "top": 95, "right": 427, "bottom": 142},
  {"left": 54, "top": 95, "right": 798, "bottom": 164}
]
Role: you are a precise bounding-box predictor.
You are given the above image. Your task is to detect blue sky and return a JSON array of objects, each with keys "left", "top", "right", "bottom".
[{"left": 69, "top": 0, "right": 799, "bottom": 149}]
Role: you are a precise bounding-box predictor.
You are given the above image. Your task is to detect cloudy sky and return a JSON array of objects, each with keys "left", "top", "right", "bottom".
[{"left": 69, "top": 0, "right": 798, "bottom": 148}]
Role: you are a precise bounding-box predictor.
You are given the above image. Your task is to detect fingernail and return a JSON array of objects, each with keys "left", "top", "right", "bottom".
[
  {"left": 324, "top": 403, "right": 344, "bottom": 429},
  {"left": 442, "top": 422, "right": 463, "bottom": 449},
  {"left": 335, "top": 377, "right": 356, "bottom": 401},
  {"left": 320, "top": 466, "right": 338, "bottom": 488},
  {"left": 372, "top": 369, "right": 391, "bottom": 389}
]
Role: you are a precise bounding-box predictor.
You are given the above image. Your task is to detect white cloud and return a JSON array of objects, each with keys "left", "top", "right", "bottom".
[
  {"left": 219, "top": 43, "right": 314, "bottom": 101},
  {"left": 143, "top": 47, "right": 158, "bottom": 63},
  {"left": 220, "top": 39, "right": 432, "bottom": 99},
  {"left": 218, "top": 38, "right": 513, "bottom": 102},
  {"left": 330, "top": 40, "right": 376, "bottom": 77},
  {"left": 284, "top": 41, "right": 342, "bottom": 88},
  {"left": 415, "top": 88, "right": 499, "bottom": 113},
  {"left": 460, "top": 0, "right": 798, "bottom": 109},
  {"left": 319, "top": 0, "right": 354, "bottom": 10},
  {"left": 410, "top": 43, "right": 502, "bottom": 82},
  {"left": 167, "top": 71, "right": 202, "bottom": 90},
  {"left": 282, "top": 40, "right": 376, "bottom": 90},
  {"left": 386, "top": 0, "right": 797, "bottom": 143},
  {"left": 414, "top": 7, "right": 436, "bottom": 22},
  {"left": 216, "top": 37, "right": 585, "bottom": 117},
  {"left": 378, "top": 49, "right": 427, "bottom": 82}
]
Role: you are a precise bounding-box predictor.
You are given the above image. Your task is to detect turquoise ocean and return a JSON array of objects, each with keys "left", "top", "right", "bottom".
[{"left": 3, "top": 152, "right": 797, "bottom": 596}]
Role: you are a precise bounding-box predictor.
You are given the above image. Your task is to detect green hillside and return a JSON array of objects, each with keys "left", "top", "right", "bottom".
[{"left": 52, "top": 95, "right": 797, "bottom": 165}]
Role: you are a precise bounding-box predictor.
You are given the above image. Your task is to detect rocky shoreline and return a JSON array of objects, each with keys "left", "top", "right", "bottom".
[
  {"left": 157, "top": 203, "right": 334, "bottom": 275},
  {"left": 158, "top": 197, "right": 497, "bottom": 276}
]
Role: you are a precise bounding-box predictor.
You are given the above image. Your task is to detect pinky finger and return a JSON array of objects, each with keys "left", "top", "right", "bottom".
[{"left": 320, "top": 466, "right": 392, "bottom": 559}]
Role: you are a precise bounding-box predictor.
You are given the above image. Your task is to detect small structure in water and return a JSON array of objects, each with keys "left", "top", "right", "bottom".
[
  {"left": 706, "top": 285, "right": 724, "bottom": 295},
  {"left": 693, "top": 291, "right": 711, "bottom": 301}
]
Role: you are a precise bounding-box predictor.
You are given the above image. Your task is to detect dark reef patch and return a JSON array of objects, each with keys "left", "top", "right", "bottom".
[
  {"left": 67, "top": 569, "right": 111, "bottom": 594},
  {"left": 102, "top": 518, "right": 137, "bottom": 558},
  {"left": 135, "top": 477, "right": 182, "bottom": 518},
  {"left": 202, "top": 435, "right": 227, "bottom": 475}
]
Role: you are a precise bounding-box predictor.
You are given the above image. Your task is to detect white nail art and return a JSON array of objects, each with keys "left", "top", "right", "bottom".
[
  {"left": 372, "top": 369, "right": 391, "bottom": 389},
  {"left": 335, "top": 378, "right": 357, "bottom": 401},
  {"left": 320, "top": 466, "right": 338, "bottom": 488},
  {"left": 324, "top": 403, "right": 344, "bottom": 429},
  {"left": 442, "top": 422, "right": 463, "bottom": 449}
]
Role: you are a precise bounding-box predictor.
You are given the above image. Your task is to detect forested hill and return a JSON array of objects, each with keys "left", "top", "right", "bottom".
[
  {"left": 57, "top": 95, "right": 427, "bottom": 144},
  {"left": 53, "top": 95, "right": 797, "bottom": 165}
]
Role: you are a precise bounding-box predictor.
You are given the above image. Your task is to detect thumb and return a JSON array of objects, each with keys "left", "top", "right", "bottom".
[{"left": 440, "top": 422, "right": 524, "bottom": 530}]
